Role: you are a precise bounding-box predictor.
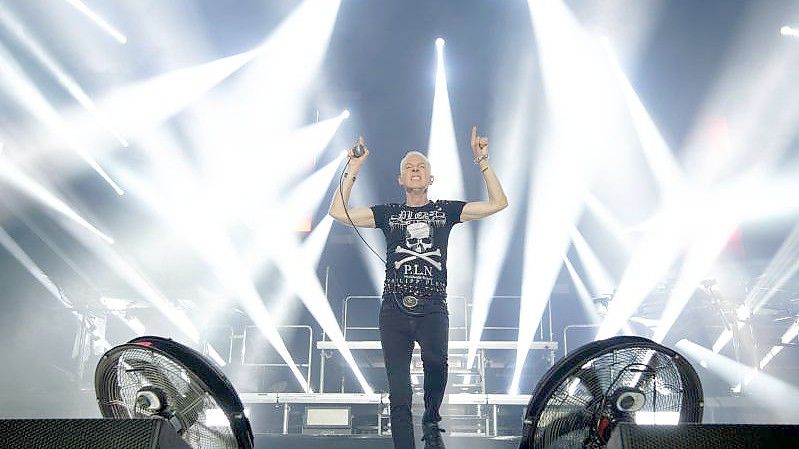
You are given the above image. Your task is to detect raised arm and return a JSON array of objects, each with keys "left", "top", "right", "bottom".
[
  {"left": 329, "top": 136, "right": 377, "bottom": 228},
  {"left": 461, "top": 126, "right": 508, "bottom": 222}
]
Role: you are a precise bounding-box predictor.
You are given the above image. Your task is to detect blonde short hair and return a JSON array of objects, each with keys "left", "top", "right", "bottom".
[{"left": 399, "top": 150, "right": 431, "bottom": 175}]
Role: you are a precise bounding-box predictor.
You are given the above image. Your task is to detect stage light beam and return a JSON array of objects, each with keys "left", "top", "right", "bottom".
[
  {"left": 781, "top": 26, "right": 799, "bottom": 37},
  {"left": 264, "top": 232, "right": 374, "bottom": 394},
  {"left": 0, "top": 157, "right": 113, "bottom": 244},
  {"left": 568, "top": 226, "right": 614, "bottom": 296},
  {"left": 467, "top": 41, "right": 535, "bottom": 369},
  {"left": 252, "top": 216, "right": 335, "bottom": 329},
  {"left": 228, "top": 0, "right": 343, "bottom": 134},
  {"left": 0, "top": 5, "right": 128, "bottom": 147},
  {"left": 114, "top": 132, "right": 311, "bottom": 391},
  {"left": 0, "top": 42, "right": 124, "bottom": 195},
  {"left": 603, "top": 38, "right": 683, "bottom": 196},
  {"left": 427, "top": 37, "right": 474, "bottom": 302},
  {"left": 677, "top": 339, "right": 799, "bottom": 420},
  {"left": 98, "top": 49, "right": 261, "bottom": 141},
  {"left": 652, "top": 212, "right": 739, "bottom": 343},
  {"left": 563, "top": 255, "right": 600, "bottom": 323},
  {"left": 512, "top": 0, "right": 620, "bottom": 394},
  {"left": 0, "top": 226, "right": 111, "bottom": 351},
  {"left": 64, "top": 0, "right": 127, "bottom": 43}
]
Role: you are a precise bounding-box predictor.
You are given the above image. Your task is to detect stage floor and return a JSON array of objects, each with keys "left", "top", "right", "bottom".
[{"left": 254, "top": 434, "right": 520, "bottom": 449}]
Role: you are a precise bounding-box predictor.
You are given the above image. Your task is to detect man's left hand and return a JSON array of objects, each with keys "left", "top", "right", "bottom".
[{"left": 471, "top": 125, "right": 489, "bottom": 160}]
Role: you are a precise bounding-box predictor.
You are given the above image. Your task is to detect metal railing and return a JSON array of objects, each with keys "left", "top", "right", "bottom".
[
  {"left": 471, "top": 295, "right": 555, "bottom": 345},
  {"left": 242, "top": 324, "right": 314, "bottom": 391},
  {"left": 341, "top": 295, "right": 469, "bottom": 341},
  {"left": 319, "top": 294, "right": 557, "bottom": 393},
  {"left": 339, "top": 294, "right": 554, "bottom": 343}
]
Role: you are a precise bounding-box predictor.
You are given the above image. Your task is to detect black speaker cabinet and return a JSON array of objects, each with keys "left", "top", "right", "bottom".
[
  {"left": 0, "top": 418, "right": 192, "bottom": 449},
  {"left": 607, "top": 423, "right": 799, "bottom": 449}
]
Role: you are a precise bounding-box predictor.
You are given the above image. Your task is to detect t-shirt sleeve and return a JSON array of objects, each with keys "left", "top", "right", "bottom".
[
  {"left": 370, "top": 204, "right": 389, "bottom": 229},
  {"left": 442, "top": 200, "right": 466, "bottom": 225}
]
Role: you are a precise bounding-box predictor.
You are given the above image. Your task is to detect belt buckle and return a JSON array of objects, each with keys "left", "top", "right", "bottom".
[{"left": 402, "top": 295, "right": 419, "bottom": 309}]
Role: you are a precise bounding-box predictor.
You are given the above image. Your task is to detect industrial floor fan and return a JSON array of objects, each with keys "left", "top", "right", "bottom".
[
  {"left": 95, "top": 336, "right": 254, "bottom": 449},
  {"left": 519, "top": 335, "right": 704, "bottom": 449}
]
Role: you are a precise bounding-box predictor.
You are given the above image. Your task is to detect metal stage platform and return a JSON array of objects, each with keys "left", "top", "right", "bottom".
[
  {"left": 315, "top": 340, "right": 557, "bottom": 351},
  {"left": 224, "top": 296, "right": 558, "bottom": 438},
  {"left": 195, "top": 295, "right": 560, "bottom": 439},
  {"left": 239, "top": 392, "right": 533, "bottom": 436},
  {"left": 253, "top": 434, "right": 521, "bottom": 449},
  {"left": 239, "top": 392, "right": 533, "bottom": 406}
]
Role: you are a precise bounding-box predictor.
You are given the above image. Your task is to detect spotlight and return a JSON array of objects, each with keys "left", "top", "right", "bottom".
[
  {"left": 735, "top": 305, "right": 751, "bottom": 321},
  {"left": 781, "top": 26, "right": 799, "bottom": 37},
  {"left": 341, "top": 109, "right": 350, "bottom": 119},
  {"left": 435, "top": 37, "right": 445, "bottom": 49}
]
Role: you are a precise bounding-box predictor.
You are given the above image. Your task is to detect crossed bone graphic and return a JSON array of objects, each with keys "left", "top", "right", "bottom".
[{"left": 394, "top": 246, "right": 443, "bottom": 271}]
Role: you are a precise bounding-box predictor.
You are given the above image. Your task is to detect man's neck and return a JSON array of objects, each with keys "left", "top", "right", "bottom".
[{"left": 405, "top": 189, "right": 430, "bottom": 207}]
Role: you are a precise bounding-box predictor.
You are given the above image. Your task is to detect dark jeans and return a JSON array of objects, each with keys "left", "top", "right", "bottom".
[{"left": 379, "top": 294, "right": 449, "bottom": 449}]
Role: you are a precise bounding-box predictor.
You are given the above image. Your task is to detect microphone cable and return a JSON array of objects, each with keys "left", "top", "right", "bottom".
[{"left": 338, "top": 156, "right": 386, "bottom": 266}]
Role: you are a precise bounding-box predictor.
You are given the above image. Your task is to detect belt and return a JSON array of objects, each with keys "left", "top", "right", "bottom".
[
  {"left": 385, "top": 290, "right": 445, "bottom": 299},
  {"left": 384, "top": 292, "right": 445, "bottom": 306},
  {"left": 383, "top": 292, "right": 446, "bottom": 317}
]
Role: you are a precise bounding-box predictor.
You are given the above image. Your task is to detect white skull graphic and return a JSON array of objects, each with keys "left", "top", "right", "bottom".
[{"left": 405, "top": 222, "right": 433, "bottom": 253}]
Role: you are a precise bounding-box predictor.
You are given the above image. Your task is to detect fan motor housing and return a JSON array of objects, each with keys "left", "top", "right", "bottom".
[{"left": 614, "top": 388, "right": 646, "bottom": 413}]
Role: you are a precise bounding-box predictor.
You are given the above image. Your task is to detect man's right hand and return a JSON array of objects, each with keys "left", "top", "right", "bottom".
[
  {"left": 347, "top": 136, "right": 370, "bottom": 170},
  {"left": 330, "top": 135, "right": 376, "bottom": 228}
]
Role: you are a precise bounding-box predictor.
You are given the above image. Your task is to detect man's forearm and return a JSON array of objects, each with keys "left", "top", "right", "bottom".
[
  {"left": 479, "top": 161, "right": 508, "bottom": 208},
  {"left": 329, "top": 168, "right": 359, "bottom": 217}
]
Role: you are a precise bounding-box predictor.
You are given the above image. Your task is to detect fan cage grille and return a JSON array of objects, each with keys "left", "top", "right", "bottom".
[
  {"left": 533, "top": 346, "right": 693, "bottom": 449},
  {"left": 98, "top": 347, "right": 238, "bottom": 449}
]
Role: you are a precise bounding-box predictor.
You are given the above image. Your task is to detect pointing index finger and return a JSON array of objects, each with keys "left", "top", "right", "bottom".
[{"left": 471, "top": 126, "right": 477, "bottom": 145}]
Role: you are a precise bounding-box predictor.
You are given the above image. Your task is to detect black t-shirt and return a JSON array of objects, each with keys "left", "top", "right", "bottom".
[{"left": 371, "top": 200, "right": 466, "bottom": 297}]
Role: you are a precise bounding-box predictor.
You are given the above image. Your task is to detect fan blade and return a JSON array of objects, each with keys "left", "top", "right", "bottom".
[
  {"left": 575, "top": 366, "right": 604, "bottom": 399},
  {"left": 124, "top": 357, "right": 179, "bottom": 392},
  {"left": 194, "top": 420, "right": 237, "bottom": 443},
  {"left": 631, "top": 351, "right": 660, "bottom": 389},
  {"left": 534, "top": 409, "right": 593, "bottom": 445},
  {"left": 175, "top": 392, "right": 212, "bottom": 430}
]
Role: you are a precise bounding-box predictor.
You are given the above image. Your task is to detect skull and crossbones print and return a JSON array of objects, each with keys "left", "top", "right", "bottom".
[{"left": 394, "top": 221, "right": 442, "bottom": 271}]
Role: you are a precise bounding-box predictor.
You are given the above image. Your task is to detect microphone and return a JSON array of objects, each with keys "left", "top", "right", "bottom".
[
  {"left": 351, "top": 142, "right": 366, "bottom": 158},
  {"left": 700, "top": 280, "right": 717, "bottom": 288}
]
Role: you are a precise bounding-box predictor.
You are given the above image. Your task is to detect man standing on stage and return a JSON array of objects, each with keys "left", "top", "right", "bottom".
[{"left": 329, "top": 126, "right": 508, "bottom": 449}]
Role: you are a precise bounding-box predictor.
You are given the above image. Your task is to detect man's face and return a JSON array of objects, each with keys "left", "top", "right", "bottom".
[{"left": 398, "top": 154, "right": 432, "bottom": 190}]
